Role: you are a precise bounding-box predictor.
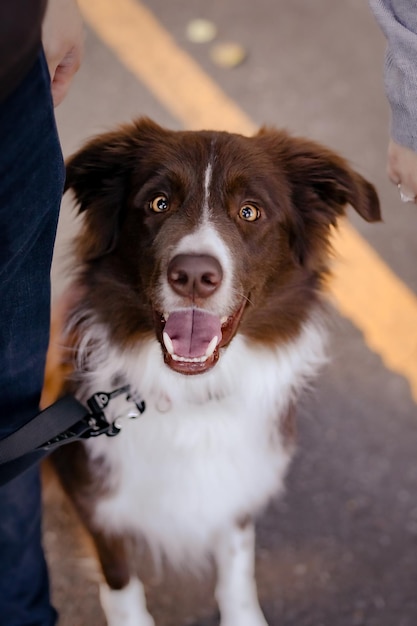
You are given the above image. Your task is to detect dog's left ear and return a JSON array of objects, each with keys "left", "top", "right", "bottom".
[{"left": 256, "top": 129, "right": 381, "bottom": 265}]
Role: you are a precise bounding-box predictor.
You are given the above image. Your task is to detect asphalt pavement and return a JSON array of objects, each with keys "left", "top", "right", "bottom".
[{"left": 42, "top": 1, "right": 417, "bottom": 624}]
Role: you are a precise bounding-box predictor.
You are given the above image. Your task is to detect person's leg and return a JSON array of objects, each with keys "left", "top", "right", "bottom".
[
  {"left": 0, "top": 50, "right": 65, "bottom": 625},
  {"left": 0, "top": 469, "right": 57, "bottom": 626}
]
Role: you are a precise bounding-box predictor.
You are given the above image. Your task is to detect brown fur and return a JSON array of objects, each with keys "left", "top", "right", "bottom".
[{"left": 62, "top": 118, "right": 380, "bottom": 355}]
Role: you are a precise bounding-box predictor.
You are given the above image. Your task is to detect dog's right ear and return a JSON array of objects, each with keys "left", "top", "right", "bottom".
[
  {"left": 65, "top": 126, "right": 138, "bottom": 260},
  {"left": 65, "top": 117, "right": 167, "bottom": 261}
]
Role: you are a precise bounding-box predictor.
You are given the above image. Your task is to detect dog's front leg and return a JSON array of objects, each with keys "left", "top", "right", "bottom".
[
  {"left": 93, "top": 531, "right": 155, "bottom": 626},
  {"left": 214, "top": 519, "right": 268, "bottom": 626},
  {"left": 100, "top": 577, "right": 155, "bottom": 626}
]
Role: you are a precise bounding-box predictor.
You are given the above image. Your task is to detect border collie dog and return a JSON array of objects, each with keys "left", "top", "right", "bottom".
[{"left": 51, "top": 118, "right": 380, "bottom": 626}]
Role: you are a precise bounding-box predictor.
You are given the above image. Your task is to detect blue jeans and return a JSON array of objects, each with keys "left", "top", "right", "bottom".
[{"left": 0, "top": 51, "right": 64, "bottom": 625}]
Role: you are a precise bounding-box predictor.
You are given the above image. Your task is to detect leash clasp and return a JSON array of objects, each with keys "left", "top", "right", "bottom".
[
  {"left": 84, "top": 385, "right": 146, "bottom": 438},
  {"left": 38, "top": 385, "right": 146, "bottom": 451}
]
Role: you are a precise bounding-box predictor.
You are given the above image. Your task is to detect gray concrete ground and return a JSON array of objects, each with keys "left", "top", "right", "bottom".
[{"left": 43, "top": 1, "right": 417, "bottom": 624}]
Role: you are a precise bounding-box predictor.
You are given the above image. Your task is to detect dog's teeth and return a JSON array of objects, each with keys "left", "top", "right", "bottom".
[
  {"left": 205, "top": 336, "right": 218, "bottom": 358},
  {"left": 172, "top": 354, "right": 208, "bottom": 363},
  {"left": 163, "top": 332, "right": 174, "bottom": 355},
  {"left": 220, "top": 316, "right": 228, "bottom": 324}
]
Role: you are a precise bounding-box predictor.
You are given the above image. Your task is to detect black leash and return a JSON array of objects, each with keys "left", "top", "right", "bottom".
[{"left": 0, "top": 386, "right": 145, "bottom": 486}]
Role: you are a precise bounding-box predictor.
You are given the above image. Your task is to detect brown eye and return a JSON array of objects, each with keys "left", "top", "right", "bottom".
[
  {"left": 150, "top": 195, "right": 169, "bottom": 213},
  {"left": 239, "top": 204, "right": 260, "bottom": 222}
]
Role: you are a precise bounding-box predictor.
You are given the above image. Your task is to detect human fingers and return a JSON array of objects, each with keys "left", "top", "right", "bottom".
[
  {"left": 387, "top": 140, "right": 417, "bottom": 203},
  {"left": 50, "top": 45, "right": 82, "bottom": 107},
  {"left": 42, "top": 0, "right": 84, "bottom": 107}
]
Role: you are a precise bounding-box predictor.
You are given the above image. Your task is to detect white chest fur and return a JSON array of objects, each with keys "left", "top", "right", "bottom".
[{"left": 76, "top": 316, "right": 326, "bottom": 565}]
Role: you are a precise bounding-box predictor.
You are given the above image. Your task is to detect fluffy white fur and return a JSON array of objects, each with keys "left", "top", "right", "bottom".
[{"left": 71, "top": 312, "right": 327, "bottom": 569}]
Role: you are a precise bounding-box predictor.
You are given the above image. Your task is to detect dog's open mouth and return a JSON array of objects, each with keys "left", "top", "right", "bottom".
[{"left": 155, "top": 300, "right": 247, "bottom": 375}]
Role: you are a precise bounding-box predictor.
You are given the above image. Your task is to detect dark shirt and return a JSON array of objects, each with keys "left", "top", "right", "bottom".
[{"left": 0, "top": 0, "right": 47, "bottom": 102}]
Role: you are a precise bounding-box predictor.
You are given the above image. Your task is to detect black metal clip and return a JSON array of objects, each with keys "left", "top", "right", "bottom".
[
  {"left": 37, "top": 385, "right": 146, "bottom": 452},
  {"left": 84, "top": 385, "right": 146, "bottom": 438}
]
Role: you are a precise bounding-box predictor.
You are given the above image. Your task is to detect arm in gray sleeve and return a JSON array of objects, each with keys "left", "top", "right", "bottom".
[{"left": 369, "top": 0, "right": 417, "bottom": 152}]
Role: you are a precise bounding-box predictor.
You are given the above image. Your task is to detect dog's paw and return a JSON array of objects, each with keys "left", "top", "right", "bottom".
[
  {"left": 100, "top": 578, "right": 155, "bottom": 626},
  {"left": 220, "top": 606, "right": 268, "bottom": 626}
]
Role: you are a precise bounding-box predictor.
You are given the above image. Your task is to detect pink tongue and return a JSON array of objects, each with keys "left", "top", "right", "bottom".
[{"left": 164, "top": 309, "right": 222, "bottom": 358}]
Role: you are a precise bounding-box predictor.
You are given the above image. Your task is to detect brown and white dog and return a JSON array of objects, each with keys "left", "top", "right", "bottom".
[{"left": 49, "top": 118, "right": 380, "bottom": 626}]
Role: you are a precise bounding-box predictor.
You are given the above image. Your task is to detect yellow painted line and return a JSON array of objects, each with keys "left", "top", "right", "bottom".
[
  {"left": 78, "top": 0, "right": 417, "bottom": 403},
  {"left": 331, "top": 226, "right": 417, "bottom": 398}
]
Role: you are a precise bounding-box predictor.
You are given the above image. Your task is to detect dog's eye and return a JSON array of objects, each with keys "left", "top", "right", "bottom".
[
  {"left": 150, "top": 195, "right": 169, "bottom": 213},
  {"left": 239, "top": 204, "right": 260, "bottom": 222}
]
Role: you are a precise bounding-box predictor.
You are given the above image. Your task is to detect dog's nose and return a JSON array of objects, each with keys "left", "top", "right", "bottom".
[{"left": 167, "top": 254, "right": 223, "bottom": 299}]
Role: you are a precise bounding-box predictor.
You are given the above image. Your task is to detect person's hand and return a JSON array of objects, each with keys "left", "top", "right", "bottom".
[
  {"left": 42, "top": 0, "right": 84, "bottom": 107},
  {"left": 387, "top": 139, "right": 417, "bottom": 204}
]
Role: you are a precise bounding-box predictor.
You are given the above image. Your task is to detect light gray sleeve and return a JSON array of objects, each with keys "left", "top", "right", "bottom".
[{"left": 369, "top": 0, "right": 417, "bottom": 152}]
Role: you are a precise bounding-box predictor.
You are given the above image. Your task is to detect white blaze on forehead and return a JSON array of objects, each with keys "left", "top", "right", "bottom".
[
  {"left": 171, "top": 157, "right": 225, "bottom": 262},
  {"left": 203, "top": 161, "right": 213, "bottom": 220}
]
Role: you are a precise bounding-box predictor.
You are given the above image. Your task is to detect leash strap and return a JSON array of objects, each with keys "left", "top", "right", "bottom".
[
  {"left": 0, "top": 386, "right": 145, "bottom": 485},
  {"left": 0, "top": 395, "right": 88, "bottom": 465}
]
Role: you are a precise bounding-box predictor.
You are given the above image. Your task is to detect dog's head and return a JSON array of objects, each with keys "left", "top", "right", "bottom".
[{"left": 65, "top": 118, "right": 380, "bottom": 375}]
